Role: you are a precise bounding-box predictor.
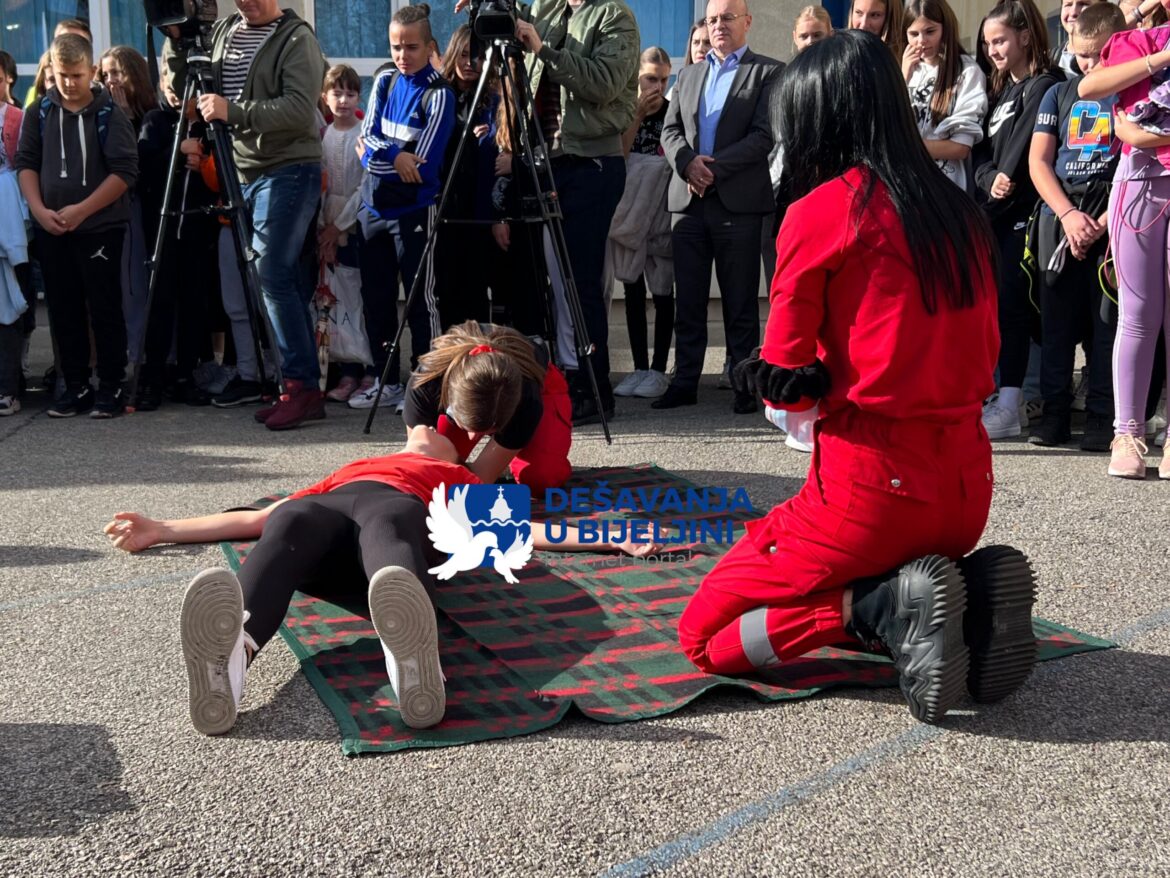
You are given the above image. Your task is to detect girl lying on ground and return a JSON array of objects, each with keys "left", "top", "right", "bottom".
[{"left": 106, "top": 425, "right": 658, "bottom": 735}]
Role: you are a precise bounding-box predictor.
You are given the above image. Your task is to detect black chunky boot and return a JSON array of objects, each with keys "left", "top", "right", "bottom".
[
  {"left": 957, "top": 545, "right": 1038, "bottom": 703},
  {"left": 846, "top": 555, "right": 970, "bottom": 724}
]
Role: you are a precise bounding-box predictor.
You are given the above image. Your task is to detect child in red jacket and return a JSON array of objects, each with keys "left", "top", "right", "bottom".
[{"left": 681, "top": 31, "right": 1038, "bottom": 724}]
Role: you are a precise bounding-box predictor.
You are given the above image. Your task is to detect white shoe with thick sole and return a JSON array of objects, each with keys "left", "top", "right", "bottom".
[
  {"left": 347, "top": 381, "right": 405, "bottom": 410},
  {"left": 632, "top": 369, "right": 671, "bottom": 398},
  {"left": 983, "top": 402, "right": 1022, "bottom": 439},
  {"left": 180, "top": 569, "right": 256, "bottom": 736},
  {"left": 368, "top": 566, "right": 446, "bottom": 729},
  {"left": 613, "top": 370, "right": 649, "bottom": 397}
]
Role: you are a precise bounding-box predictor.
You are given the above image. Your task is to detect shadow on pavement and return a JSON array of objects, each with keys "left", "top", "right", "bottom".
[
  {"left": 0, "top": 723, "right": 135, "bottom": 838},
  {"left": 0, "top": 545, "right": 104, "bottom": 566}
]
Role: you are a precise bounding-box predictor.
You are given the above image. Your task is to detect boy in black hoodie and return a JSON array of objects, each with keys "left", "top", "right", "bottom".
[{"left": 15, "top": 33, "right": 138, "bottom": 418}]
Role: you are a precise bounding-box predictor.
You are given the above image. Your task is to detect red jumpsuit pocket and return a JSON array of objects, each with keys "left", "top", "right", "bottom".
[{"left": 846, "top": 447, "right": 940, "bottom": 506}]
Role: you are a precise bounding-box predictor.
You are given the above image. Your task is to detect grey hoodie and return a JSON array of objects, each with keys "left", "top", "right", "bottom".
[{"left": 14, "top": 84, "right": 138, "bottom": 234}]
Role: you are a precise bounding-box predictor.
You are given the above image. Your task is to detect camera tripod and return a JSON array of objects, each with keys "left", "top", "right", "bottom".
[
  {"left": 362, "top": 37, "right": 612, "bottom": 444},
  {"left": 127, "top": 48, "right": 282, "bottom": 406}
]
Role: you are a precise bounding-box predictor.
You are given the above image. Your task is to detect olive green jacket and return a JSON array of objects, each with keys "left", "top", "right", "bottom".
[
  {"left": 523, "top": 0, "right": 640, "bottom": 157},
  {"left": 164, "top": 10, "right": 326, "bottom": 183}
]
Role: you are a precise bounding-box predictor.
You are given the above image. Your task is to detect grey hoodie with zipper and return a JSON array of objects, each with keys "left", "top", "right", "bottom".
[{"left": 14, "top": 84, "right": 138, "bottom": 234}]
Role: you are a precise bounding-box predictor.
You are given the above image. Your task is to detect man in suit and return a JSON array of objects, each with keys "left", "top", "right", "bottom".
[{"left": 656, "top": 0, "right": 782, "bottom": 414}]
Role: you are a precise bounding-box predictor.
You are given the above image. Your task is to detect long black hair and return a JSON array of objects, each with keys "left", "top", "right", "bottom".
[{"left": 773, "top": 29, "right": 996, "bottom": 314}]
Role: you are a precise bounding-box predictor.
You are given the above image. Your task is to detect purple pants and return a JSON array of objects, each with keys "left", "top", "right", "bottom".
[{"left": 1109, "top": 175, "right": 1170, "bottom": 435}]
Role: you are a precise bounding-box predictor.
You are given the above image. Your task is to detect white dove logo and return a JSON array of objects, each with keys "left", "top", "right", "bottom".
[{"left": 426, "top": 483, "right": 534, "bottom": 584}]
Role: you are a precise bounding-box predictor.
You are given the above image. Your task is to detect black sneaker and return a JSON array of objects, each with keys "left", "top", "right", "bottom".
[
  {"left": 846, "top": 555, "right": 969, "bottom": 724},
  {"left": 132, "top": 382, "right": 163, "bottom": 412},
  {"left": 91, "top": 384, "right": 126, "bottom": 419},
  {"left": 1081, "top": 412, "right": 1113, "bottom": 453},
  {"left": 957, "top": 545, "right": 1037, "bottom": 703},
  {"left": 48, "top": 385, "right": 95, "bottom": 418},
  {"left": 212, "top": 376, "right": 264, "bottom": 408},
  {"left": 1027, "top": 410, "right": 1071, "bottom": 446}
]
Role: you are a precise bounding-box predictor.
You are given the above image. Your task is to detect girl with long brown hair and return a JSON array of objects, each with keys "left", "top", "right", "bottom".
[
  {"left": 99, "top": 46, "right": 156, "bottom": 130},
  {"left": 852, "top": 0, "right": 906, "bottom": 57},
  {"left": 902, "top": 0, "right": 988, "bottom": 192},
  {"left": 404, "top": 321, "right": 573, "bottom": 491},
  {"left": 974, "top": 0, "right": 1063, "bottom": 441}
]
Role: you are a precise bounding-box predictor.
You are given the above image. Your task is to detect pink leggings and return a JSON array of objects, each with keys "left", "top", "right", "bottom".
[{"left": 1110, "top": 176, "right": 1170, "bottom": 435}]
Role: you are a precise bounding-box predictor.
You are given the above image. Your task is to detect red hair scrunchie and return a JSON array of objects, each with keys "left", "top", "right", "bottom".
[{"left": 468, "top": 344, "right": 496, "bottom": 356}]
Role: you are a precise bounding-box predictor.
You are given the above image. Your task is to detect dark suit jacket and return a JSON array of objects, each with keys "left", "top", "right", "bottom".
[{"left": 661, "top": 47, "right": 783, "bottom": 215}]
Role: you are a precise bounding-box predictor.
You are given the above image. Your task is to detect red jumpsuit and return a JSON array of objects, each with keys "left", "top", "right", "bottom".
[{"left": 678, "top": 168, "right": 1000, "bottom": 675}]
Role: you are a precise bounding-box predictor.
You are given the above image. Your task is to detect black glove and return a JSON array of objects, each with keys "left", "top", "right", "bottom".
[
  {"left": 733, "top": 351, "right": 831, "bottom": 404},
  {"left": 730, "top": 349, "right": 767, "bottom": 396},
  {"left": 786, "top": 360, "right": 831, "bottom": 401}
]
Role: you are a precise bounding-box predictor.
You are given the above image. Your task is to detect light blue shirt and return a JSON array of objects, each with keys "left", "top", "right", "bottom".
[{"left": 698, "top": 44, "right": 748, "bottom": 158}]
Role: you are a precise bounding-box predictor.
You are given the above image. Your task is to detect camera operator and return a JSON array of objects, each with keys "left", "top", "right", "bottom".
[
  {"left": 457, "top": 0, "right": 640, "bottom": 426},
  {"left": 163, "top": 1, "right": 328, "bottom": 431}
]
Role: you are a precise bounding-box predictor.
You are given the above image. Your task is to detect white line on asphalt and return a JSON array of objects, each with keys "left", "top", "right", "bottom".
[
  {"left": 0, "top": 569, "right": 202, "bottom": 613},
  {"left": 598, "top": 606, "right": 1170, "bottom": 878}
]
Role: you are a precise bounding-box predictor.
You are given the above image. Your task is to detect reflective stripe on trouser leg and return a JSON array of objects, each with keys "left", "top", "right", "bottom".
[{"left": 739, "top": 607, "right": 781, "bottom": 669}]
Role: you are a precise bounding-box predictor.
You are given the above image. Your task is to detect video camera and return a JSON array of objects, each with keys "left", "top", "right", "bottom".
[
  {"left": 468, "top": 0, "right": 517, "bottom": 41},
  {"left": 143, "top": 0, "right": 218, "bottom": 50}
]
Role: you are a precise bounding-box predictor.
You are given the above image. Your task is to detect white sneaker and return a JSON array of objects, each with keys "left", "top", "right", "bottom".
[
  {"left": 347, "top": 380, "right": 406, "bottom": 410},
  {"left": 0, "top": 395, "right": 19, "bottom": 417},
  {"left": 180, "top": 569, "right": 257, "bottom": 736},
  {"left": 983, "top": 401, "right": 1022, "bottom": 439},
  {"left": 614, "top": 370, "right": 649, "bottom": 397},
  {"left": 368, "top": 566, "right": 446, "bottom": 729},
  {"left": 632, "top": 369, "right": 671, "bottom": 398},
  {"left": 716, "top": 355, "right": 733, "bottom": 390}
]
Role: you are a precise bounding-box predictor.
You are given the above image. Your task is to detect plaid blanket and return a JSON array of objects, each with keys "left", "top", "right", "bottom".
[{"left": 220, "top": 465, "right": 1114, "bottom": 755}]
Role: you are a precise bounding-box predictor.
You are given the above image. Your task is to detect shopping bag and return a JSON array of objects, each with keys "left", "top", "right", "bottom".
[{"left": 313, "top": 262, "right": 372, "bottom": 367}]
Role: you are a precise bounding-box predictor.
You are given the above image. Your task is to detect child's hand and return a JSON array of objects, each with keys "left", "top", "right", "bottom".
[
  {"left": 180, "top": 137, "right": 204, "bottom": 171},
  {"left": 902, "top": 44, "right": 924, "bottom": 80},
  {"left": 492, "top": 222, "right": 511, "bottom": 252},
  {"left": 33, "top": 205, "right": 68, "bottom": 235},
  {"left": 394, "top": 152, "right": 426, "bottom": 184},
  {"left": 108, "top": 82, "right": 130, "bottom": 114},
  {"left": 990, "top": 172, "right": 1015, "bottom": 200},
  {"left": 56, "top": 204, "right": 89, "bottom": 232},
  {"left": 104, "top": 512, "right": 166, "bottom": 553},
  {"left": 611, "top": 537, "right": 666, "bottom": 558},
  {"left": 1061, "top": 209, "right": 1100, "bottom": 250}
]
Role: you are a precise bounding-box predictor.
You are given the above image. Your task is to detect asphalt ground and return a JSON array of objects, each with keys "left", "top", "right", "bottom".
[{"left": 2, "top": 302, "right": 1168, "bottom": 877}]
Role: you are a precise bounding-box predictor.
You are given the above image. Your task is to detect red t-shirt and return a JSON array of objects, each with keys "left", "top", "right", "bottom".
[
  {"left": 762, "top": 168, "right": 998, "bottom": 423},
  {"left": 287, "top": 452, "right": 481, "bottom": 503}
]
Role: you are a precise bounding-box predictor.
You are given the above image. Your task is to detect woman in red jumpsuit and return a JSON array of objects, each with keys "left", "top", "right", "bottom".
[{"left": 678, "top": 30, "right": 1038, "bottom": 724}]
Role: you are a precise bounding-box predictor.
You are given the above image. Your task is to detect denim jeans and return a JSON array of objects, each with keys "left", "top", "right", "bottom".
[{"left": 244, "top": 163, "right": 322, "bottom": 384}]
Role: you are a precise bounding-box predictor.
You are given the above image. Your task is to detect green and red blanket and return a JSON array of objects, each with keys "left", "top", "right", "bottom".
[{"left": 220, "top": 465, "right": 1114, "bottom": 755}]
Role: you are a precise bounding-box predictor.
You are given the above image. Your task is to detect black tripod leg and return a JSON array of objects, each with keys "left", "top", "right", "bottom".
[
  {"left": 127, "top": 74, "right": 197, "bottom": 410},
  {"left": 499, "top": 54, "right": 612, "bottom": 443}
]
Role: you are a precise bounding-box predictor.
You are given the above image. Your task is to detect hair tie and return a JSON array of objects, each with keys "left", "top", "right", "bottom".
[{"left": 468, "top": 344, "right": 495, "bottom": 356}]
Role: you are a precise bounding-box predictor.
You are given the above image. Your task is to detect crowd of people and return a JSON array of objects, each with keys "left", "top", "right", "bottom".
[{"left": 1, "top": 0, "right": 1168, "bottom": 476}]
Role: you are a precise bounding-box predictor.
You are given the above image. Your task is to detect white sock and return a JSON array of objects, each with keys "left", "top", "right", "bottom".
[{"left": 997, "top": 387, "right": 1022, "bottom": 411}]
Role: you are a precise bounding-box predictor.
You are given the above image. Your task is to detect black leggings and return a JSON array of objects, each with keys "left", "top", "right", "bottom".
[
  {"left": 240, "top": 482, "right": 441, "bottom": 651},
  {"left": 623, "top": 275, "right": 674, "bottom": 373}
]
